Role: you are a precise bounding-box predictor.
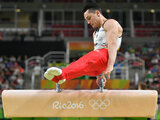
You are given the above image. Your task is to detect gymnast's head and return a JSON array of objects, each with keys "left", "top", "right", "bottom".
[{"left": 83, "top": 3, "right": 103, "bottom": 29}]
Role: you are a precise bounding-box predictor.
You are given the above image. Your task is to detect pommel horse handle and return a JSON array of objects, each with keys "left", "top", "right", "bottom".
[
  {"left": 56, "top": 83, "right": 61, "bottom": 93},
  {"left": 99, "top": 78, "right": 104, "bottom": 93},
  {"left": 56, "top": 79, "right": 104, "bottom": 93}
]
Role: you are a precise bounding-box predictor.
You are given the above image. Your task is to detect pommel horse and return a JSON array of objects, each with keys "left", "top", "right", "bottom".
[{"left": 2, "top": 79, "right": 158, "bottom": 118}]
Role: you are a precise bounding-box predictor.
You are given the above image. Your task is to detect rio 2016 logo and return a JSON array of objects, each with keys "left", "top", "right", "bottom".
[
  {"left": 53, "top": 101, "right": 84, "bottom": 110},
  {"left": 52, "top": 99, "right": 110, "bottom": 110}
]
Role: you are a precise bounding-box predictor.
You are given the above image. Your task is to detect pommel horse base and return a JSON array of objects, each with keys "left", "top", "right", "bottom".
[{"left": 2, "top": 86, "right": 158, "bottom": 118}]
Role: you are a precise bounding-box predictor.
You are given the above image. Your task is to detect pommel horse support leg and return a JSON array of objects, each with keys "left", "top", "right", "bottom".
[{"left": 2, "top": 89, "right": 158, "bottom": 118}]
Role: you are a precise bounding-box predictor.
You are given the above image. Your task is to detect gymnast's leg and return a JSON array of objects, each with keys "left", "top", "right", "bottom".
[{"left": 44, "top": 49, "right": 108, "bottom": 84}]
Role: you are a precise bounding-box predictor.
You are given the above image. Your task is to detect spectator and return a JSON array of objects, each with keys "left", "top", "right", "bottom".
[
  {"left": 138, "top": 82, "right": 147, "bottom": 90},
  {"left": 124, "top": 51, "right": 130, "bottom": 59},
  {"left": 0, "top": 56, "right": 25, "bottom": 96},
  {"left": 114, "top": 64, "right": 122, "bottom": 79},
  {"left": 17, "top": 75, "right": 24, "bottom": 89}
]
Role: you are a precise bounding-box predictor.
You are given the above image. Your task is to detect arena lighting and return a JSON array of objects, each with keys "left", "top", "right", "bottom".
[
  {"left": 16, "top": 9, "right": 21, "bottom": 13},
  {"left": 106, "top": 9, "right": 110, "bottom": 13},
  {"left": 150, "top": 9, "right": 155, "bottom": 13}
]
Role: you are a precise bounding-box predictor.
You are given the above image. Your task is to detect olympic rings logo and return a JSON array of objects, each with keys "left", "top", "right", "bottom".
[{"left": 88, "top": 99, "right": 110, "bottom": 110}]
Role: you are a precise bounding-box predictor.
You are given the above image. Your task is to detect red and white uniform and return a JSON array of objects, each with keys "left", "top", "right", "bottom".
[
  {"left": 93, "top": 26, "right": 122, "bottom": 50},
  {"left": 52, "top": 26, "right": 122, "bottom": 83}
]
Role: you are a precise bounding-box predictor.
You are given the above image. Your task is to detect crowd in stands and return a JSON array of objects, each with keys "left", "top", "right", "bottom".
[
  {"left": 120, "top": 42, "right": 160, "bottom": 93},
  {"left": 0, "top": 56, "right": 26, "bottom": 95}
]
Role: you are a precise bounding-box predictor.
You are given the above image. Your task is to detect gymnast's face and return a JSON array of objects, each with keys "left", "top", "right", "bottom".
[{"left": 84, "top": 10, "right": 101, "bottom": 28}]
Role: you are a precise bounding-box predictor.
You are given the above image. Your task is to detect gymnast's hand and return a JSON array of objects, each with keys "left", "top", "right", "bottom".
[
  {"left": 101, "top": 65, "right": 113, "bottom": 80},
  {"left": 96, "top": 76, "right": 106, "bottom": 87}
]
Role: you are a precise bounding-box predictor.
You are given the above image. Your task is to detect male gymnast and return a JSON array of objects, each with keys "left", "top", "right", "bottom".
[{"left": 44, "top": 4, "right": 123, "bottom": 86}]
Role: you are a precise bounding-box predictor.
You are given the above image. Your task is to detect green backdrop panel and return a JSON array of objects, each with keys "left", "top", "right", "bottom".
[{"left": 0, "top": 108, "right": 4, "bottom": 118}]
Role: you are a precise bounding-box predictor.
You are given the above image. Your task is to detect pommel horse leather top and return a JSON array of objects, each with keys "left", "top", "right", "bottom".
[{"left": 2, "top": 89, "right": 158, "bottom": 118}]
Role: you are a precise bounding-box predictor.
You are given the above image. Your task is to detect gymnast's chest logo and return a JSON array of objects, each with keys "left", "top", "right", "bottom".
[{"left": 88, "top": 99, "right": 110, "bottom": 110}]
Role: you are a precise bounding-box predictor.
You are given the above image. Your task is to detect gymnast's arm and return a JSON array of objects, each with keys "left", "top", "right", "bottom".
[
  {"left": 93, "top": 31, "right": 102, "bottom": 86},
  {"left": 101, "top": 19, "right": 123, "bottom": 80}
]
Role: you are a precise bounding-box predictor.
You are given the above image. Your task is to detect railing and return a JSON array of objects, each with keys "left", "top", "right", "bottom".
[
  {"left": 25, "top": 51, "right": 66, "bottom": 89},
  {"left": 43, "top": 51, "right": 66, "bottom": 66},
  {"left": 25, "top": 56, "right": 43, "bottom": 73},
  {"left": 118, "top": 56, "right": 145, "bottom": 85},
  {"left": 120, "top": 56, "right": 145, "bottom": 73}
]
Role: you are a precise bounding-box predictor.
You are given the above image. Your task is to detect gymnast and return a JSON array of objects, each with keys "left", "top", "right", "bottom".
[{"left": 44, "top": 3, "right": 123, "bottom": 86}]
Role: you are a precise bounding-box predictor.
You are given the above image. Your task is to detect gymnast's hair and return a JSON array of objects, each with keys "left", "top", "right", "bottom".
[{"left": 83, "top": 3, "right": 102, "bottom": 14}]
